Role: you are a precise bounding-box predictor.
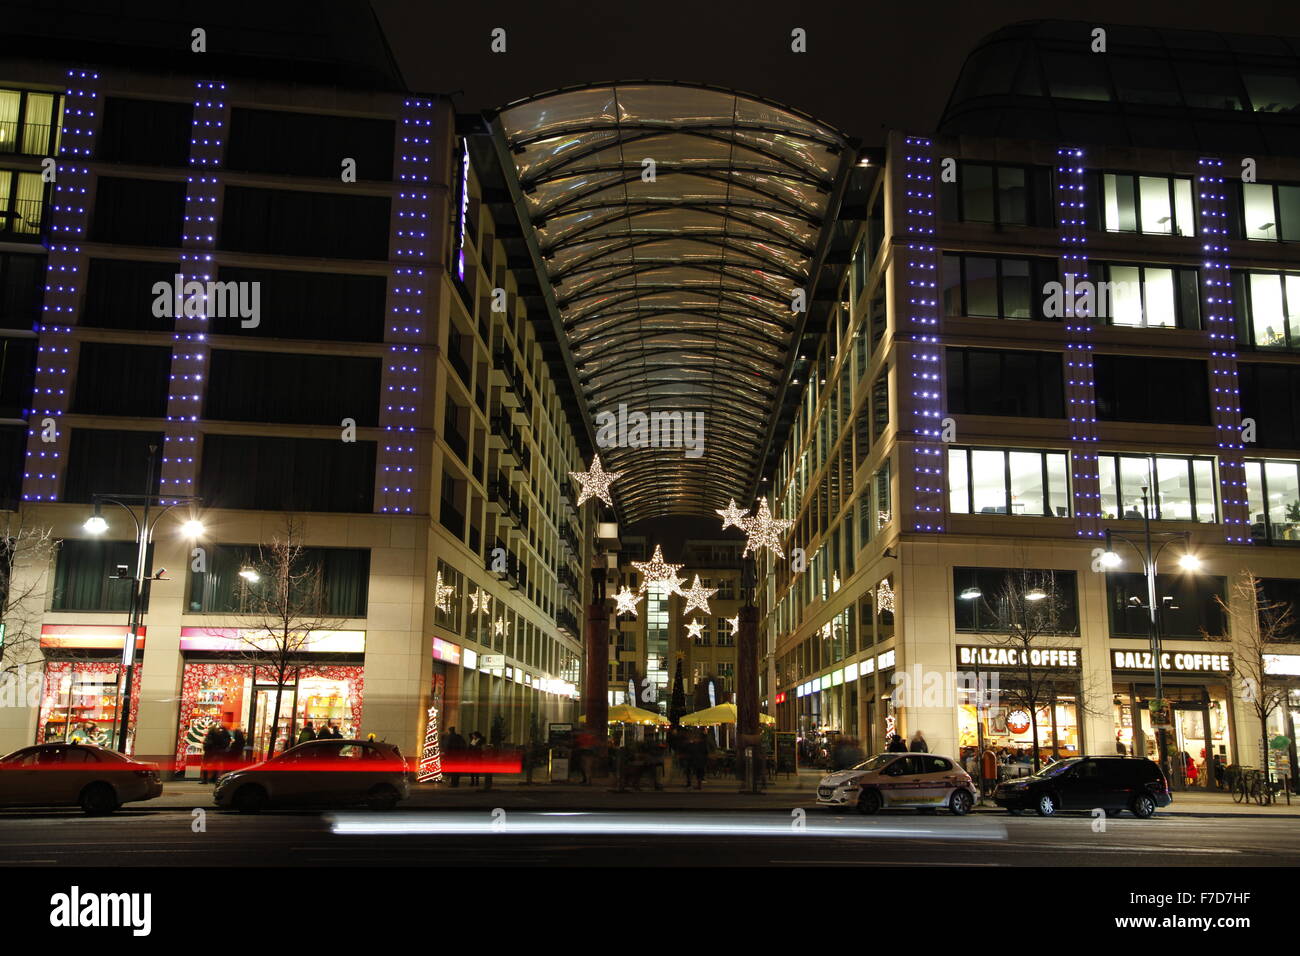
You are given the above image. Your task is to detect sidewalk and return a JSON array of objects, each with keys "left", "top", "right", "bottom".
[{"left": 154, "top": 772, "right": 1300, "bottom": 818}]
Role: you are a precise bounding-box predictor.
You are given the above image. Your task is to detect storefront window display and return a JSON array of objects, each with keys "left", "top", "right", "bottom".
[
  {"left": 37, "top": 660, "right": 142, "bottom": 749},
  {"left": 958, "top": 691, "right": 1081, "bottom": 775},
  {"left": 174, "top": 662, "right": 364, "bottom": 772},
  {"left": 1113, "top": 683, "right": 1232, "bottom": 789}
]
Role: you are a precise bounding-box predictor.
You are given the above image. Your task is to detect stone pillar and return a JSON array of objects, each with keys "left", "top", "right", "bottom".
[
  {"left": 736, "top": 604, "right": 761, "bottom": 787},
  {"left": 583, "top": 562, "right": 609, "bottom": 741}
]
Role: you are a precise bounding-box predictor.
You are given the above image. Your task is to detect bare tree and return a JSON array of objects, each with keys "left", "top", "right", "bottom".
[
  {"left": 224, "top": 518, "right": 344, "bottom": 759},
  {"left": 1205, "top": 571, "right": 1298, "bottom": 786},
  {"left": 0, "top": 515, "right": 58, "bottom": 685},
  {"left": 970, "top": 568, "right": 1097, "bottom": 774}
]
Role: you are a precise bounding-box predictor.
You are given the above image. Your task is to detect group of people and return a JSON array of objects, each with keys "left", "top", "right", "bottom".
[
  {"left": 439, "top": 727, "right": 489, "bottom": 788},
  {"left": 295, "top": 720, "right": 343, "bottom": 745},
  {"left": 200, "top": 724, "right": 248, "bottom": 783},
  {"left": 887, "top": 730, "right": 929, "bottom": 753}
]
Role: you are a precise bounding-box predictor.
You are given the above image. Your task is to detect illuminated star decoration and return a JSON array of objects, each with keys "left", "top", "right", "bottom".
[
  {"left": 433, "top": 572, "right": 456, "bottom": 614},
  {"left": 740, "top": 497, "right": 794, "bottom": 559},
  {"left": 612, "top": 585, "right": 644, "bottom": 617},
  {"left": 685, "top": 619, "right": 705, "bottom": 640},
  {"left": 631, "top": 544, "right": 686, "bottom": 597},
  {"left": 469, "top": 588, "right": 491, "bottom": 615},
  {"left": 726, "top": 615, "right": 740, "bottom": 636},
  {"left": 569, "top": 454, "right": 622, "bottom": 507},
  {"left": 681, "top": 574, "right": 718, "bottom": 616},
  {"left": 876, "top": 578, "right": 895, "bottom": 614},
  {"left": 716, "top": 498, "right": 750, "bottom": 530},
  {"left": 492, "top": 617, "right": 509, "bottom": 637}
]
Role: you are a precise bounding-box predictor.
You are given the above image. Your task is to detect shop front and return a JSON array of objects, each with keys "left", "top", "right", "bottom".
[
  {"left": 1111, "top": 648, "right": 1233, "bottom": 791},
  {"left": 35, "top": 625, "right": 144, "bottom": 751},
  {"left": 1263, "top": 654, "right": 1300, "bottom": 790},
  {"left": 955, "top": 645, "right": 1083, "bottom": 776},
  {"left": 173, "top": 628, "right": 366, "bottom": 776}
]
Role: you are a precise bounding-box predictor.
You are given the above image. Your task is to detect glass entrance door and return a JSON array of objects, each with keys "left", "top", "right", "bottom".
[{"left": 252, "top": 685, "right": 296, "bottom": 760}]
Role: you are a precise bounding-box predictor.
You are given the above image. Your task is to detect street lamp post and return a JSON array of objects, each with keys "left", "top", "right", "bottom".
[
  {"left": 1101, "top": 486, "right": 1201, "bottom": 786},
  {"left": 83, "top": 444, "right": 202, "bottom": 753}
]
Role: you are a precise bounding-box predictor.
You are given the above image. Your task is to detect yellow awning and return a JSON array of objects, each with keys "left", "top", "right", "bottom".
[
  {"left": 578, "top": 704, "right": 670, "bottom": 726},
  {"left": 679, "top": 702, "right": 776, "bottom": 726}
]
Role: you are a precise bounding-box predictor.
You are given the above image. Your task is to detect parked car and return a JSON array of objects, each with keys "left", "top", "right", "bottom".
[
  {"left": 0, "top": 743, "right": 163, "bottom": 814},
  {"left": 993, "top": 756, "right": 1171, "bottom": 818},
  {"left": 213, "top": 738, "right": 410, "bottom": 812},
  {"left": 816, "top": 752, "right": 977, "bottom": 815}
]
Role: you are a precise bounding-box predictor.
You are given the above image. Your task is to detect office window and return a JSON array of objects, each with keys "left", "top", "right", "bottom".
[
  {"left": 939, "top": 163, "right": 1050, "bottom": 227},
  {"left": 1098, "top": 173, "right": 1195, "bottom": 236},
  {"left": 97, "top": 97, "right": 192, "bottom": 167},
  {"left": 947, "top": 447, "right": 1069, "bottom": 517},
  {"left": 871, "top": 371, "right": 889, "bottom": 441},
  {"left": 946, "top": 348, "right": 1064, "bottom": 418},
  {"left": 1245, "top": 459, "right": 1300, "bottom": 544},
  {"left": 220, "top": 186, "right": 390, "bottom": 260},
  {"left": 0, "top": 336, "right": 34, "bottom": 419},
  {"left": 210, "top": 266, "right": 386, "bottom": 342},
  {"left": 198, "top": 434, "right": 375, "bottom": 513},
  {"left": 942, "top": 254, "right": 1057, "bottom": 320},
  {"left": 1238, "top": 183, "right": 1300, "bottom": 242},
  {"left": 1109, "top": 57, "right": 1181, "bottom": 106},
  {"left": 205, "top": 350, "right": 380, "bottom": 426},
  {"left": 91, "top": 177, "right": 185, "bottom": 247},
  {"left": 0, "top": 88, "right": 61, "bottom": 157},
  {"left": 187, "top": 544, "right": 369, "bottom": 617},
  {"left": 82, "top": 259, "right": 181, "bottom": 332},
  {"left": 1044, "top": 53, "right": 1111, "bottom": 101},
  {"left": 1098, "top": 264, "right": 1200, "bottom": 329},
  {"left": 227, "top": 109, "right": 394, "bottom": 180},
  {"left": 63, "top": 428, "right": 163, "bottom": 503},
  {"left": 1093, "top": 355, "right": 1209, "bottom": 425},
  {"left": 72, "top": 342, "right": 171, "bottom": 418},
  {"left": 0, "top": 251, "right": 44, "bottom": 323},
  {"left": 1107, "top": 572, "right": 1226, "bottom": 638},
  {"left": 1233, "top": 270, "right": 1300, "bottom": 348},
  {"left": 52, "top": 539, "right": 153, "bottom": 612},
  {"left": 953, "top": 567, "right": 1079, "bottom": 632},
  {"left": 1239, "top": 363, "right": 1300, "bottom": 449},
  {"left": 1097, "top": 453, "right": 1216, "bottom": 522}
]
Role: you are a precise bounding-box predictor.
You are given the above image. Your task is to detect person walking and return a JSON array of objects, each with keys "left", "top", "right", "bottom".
[
  {"left": 467, "top": 730, "right": 484, "bottom": 786},
  {"left": 908, "top": 730, "right": 928, "bottom": 753},
  {"left": 442, "top": 726, "right": 467, "bottom": 787},
  {"left": 202, "top": 724, "right": 231, "bottom": 783},
  {"left": 887, "top": 732, "right": 907, "bottom": 753},
  {"left": 297, "top": 721, "right": 316, "bottom": 746},
  {"left": 226, "top": 727, "right": 246, "bottom": 772},
  {"left": 687, "top": 730, "right": 708, "bottom": 790}
]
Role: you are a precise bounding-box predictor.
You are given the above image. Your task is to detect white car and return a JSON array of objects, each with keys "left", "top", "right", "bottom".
[{"left": 816, "top": 753, "right": 977, "bottom": 815}]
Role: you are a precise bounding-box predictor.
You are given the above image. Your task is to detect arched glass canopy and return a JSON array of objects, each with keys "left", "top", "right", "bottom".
[{"left": 492, "top": 83, "right": 852, "bottom": 522}]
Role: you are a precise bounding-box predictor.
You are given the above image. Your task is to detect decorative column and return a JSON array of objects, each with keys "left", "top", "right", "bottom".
[
  {"left": 21, "top": 68, "right": 103, "bottom": 503},
  {"left": 583, "top": 563, "right": 609, "bottom": 741},
  {"left": 735, "top": 603, "right": 761, "bottom": 776},
  {"left": 1197, "top": 157, "right": 1250, "bottom": 544},
  {"left": 897, "top": 134, "right": 945, "bottom": 533},
  {"left": 1057, "top": 146, "right": 1103, "bottom": 539}
]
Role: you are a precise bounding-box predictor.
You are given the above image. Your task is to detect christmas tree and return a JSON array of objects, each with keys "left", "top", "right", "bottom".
[{"left": 417, "top": 704, "right": 443, "bottom": 782}]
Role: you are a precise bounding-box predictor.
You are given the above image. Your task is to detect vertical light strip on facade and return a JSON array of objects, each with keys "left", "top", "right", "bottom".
[
  {"left": 21, "top": 69, "right": 101, "bottom": 503},
  {"left": 899, "top": 135, "right": 944, "bottom": 533},
  {"left": 1057, "top": 147, "right": 1102, "bottom": 538},
  {"left": 1197, "top": 157, "right": 1249, "bottom": 544},
  {"left": 159, "top": 81, "right": 227, "bottom": 504},
  {"left": 375, "top": 97, "right": 436, "bottom": 514}
]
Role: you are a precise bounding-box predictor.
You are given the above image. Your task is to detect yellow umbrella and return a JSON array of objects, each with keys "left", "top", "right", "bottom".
[
  {"left": 679, "top": 702, "right": 776, "bottom": 726},
  {"left": 578, "top": 704, "right": 670, "bottom": 726}
]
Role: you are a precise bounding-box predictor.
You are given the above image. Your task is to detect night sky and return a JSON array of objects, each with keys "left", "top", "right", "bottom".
[{"left": 374, "top": 0, "right": 1300, "bottom": 143}]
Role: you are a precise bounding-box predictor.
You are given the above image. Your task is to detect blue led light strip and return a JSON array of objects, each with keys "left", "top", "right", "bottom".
[
  {"left": 21, "top": 69, "right": 102, "bottom": 504},
  {"left": 1057, "top": 147, "right": 1102, "bottom": 539},
  {"left": 374, "top": 97, "right": 436, "bottom": 515},
  {"left": 1197, "top": 158, "right": 1249, "bottom": 544},
  {"left": 900, "top": 135, "right": 944, "bottom": 533}
]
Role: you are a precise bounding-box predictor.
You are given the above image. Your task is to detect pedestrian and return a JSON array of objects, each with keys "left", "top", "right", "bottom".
[
  {"left": 226, "top": 727, "right": 246, "bottom": 772},
  {"left": 443, "top": 726, "right": 467, "bottom": 788},
  {"left": 1116, "top": 736, "right": 1127, "bottom": 756},
  {"left": 980, "top": 745, "right": 999, "bottom": 797},
  {"left": 202, "top": 723, "right": 230, "bottom": 783},
  {"left": 467, "top": 730, "right": 484, "bottom": 786},
  {"left": 908, "top": 730, "right": 928, "bottom": 753},
  {"left": 688, "top": 730, "right": 708, "bottom": 790},
  {"left": 297, "top": 721, "right": 316, "bottom": 746}
]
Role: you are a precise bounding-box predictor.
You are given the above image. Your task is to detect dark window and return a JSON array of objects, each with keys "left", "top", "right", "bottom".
[
  {"left": 63, "top": 428, "right": 164, "bottom": 503},
  {"left": 953, "top": 567, "right": 1080, "bottom": 632},
  {"left": 96, "top": 97, "right": 192, "bottom": 167},
  {"left": 0, "top": 423, "right": 24, "bottom": 510},
  {"left": 1107, "top": 572, "right": 1226, "bottom": 638},
  {"left": 82, "top": 259, "right": 178, "bottom": 332},
  {"left": 940, "top": 163, "right": 1052, "bottom": 227},
  {"left": 0, "top": 336, "right": 35, "bottom": 417},
  {"left": 0, "top": 252, "right": 45, "bottom": 325},
  {"left": 220, "top": 186, "right": 390, "bottom": 260},
  {"left": 1094, "top": 355, "right": 1209, "bottom": 425},
  {"left": 199, "top": 434, "right": 375, "bottom": 513},
  {"left": 942, "top": 254, "right": 1058, "bottom": 320},
  {"left": 1109, "top": 57, "right": 1182, "bottom": 106},
  {"left": 72, "top": 342, "right": 171, "bottom": 418},
  {"left": 226, "top": 109, "right": 393, "bottom": 180},
  {"left": 871, "top": 372, "right": 889, "bottom": 441},
  {"left": 1044, "top": 53, "right": 1112, "bottom": 101},
  {"left": 187, "top": 543, "right": 369, "bottom": 617},
  {"left": 946, "top": 348, "right": 1064, "bottom": 418},
  {"left": 205, "top": 350, "right": 380, "bottom": 426},
  {"left": 1259, "top": 578, "right": 1300, "bottom": 640},
  {"left": 1239, "top": 363, "right": 1300, "bottom": 448},
  {"left": 51, "top": 538, "right": 154, "bottom": 612},
  {"left": 91, "top": 177, "right": 185, "bottom": 247},
  {"left": 210, "top": 266, "right": 385, "bottom": 342}
]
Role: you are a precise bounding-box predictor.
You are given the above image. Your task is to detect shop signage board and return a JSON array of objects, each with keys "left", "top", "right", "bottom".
[
  {"left": 957, "top": 646, "right": 1080, "bottom": 669},
  {"left": 775, "top": 731, "right": 797, "bottom": 773},
  {"left": 1111, "top": 650, "right": 1231, "bottom": 674},
  {"left": 481, "top": 654, "right": 505, "bottom": 669}
]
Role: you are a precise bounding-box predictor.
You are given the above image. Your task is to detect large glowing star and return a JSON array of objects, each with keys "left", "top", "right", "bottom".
[
  {"left": 715, "top": 498, "right": 750, "bottom": 531},
  {"left": 680, "top": 574, "right": 718, "bottom": 616},
  {"left": 631, "top": 545, "right": 686, "bottom": 597},
  {"left": 740, "top": 497, "right": 794, "bottom": 558},
  {"left": 469, "top": 588, "right": 491, "bottom": 614},
  {"left": 569, "top": 454, "right": 622, "bottom": 507},
  {"left": 492, "top": 617, "right": 509, "bottom": 637},
  {"left": 612, "top": 585, "right": 643, "bottom": 617},
  {"left": 684, "top": 619, "right": 705, "bottom": 640},
  {"left": 433, "top": 572, "right": 456, "bottom": 614},
  {"left": 726, "top": 615, "right": 740, "bottom": 636}
]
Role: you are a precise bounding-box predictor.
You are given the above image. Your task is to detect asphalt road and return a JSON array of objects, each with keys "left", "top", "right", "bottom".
[{"left": 0, "top": 806, "right": 1295, "bottom": 866}]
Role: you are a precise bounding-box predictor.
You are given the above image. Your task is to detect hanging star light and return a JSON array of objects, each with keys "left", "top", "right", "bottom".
[
  {"left": 469, "top": 587, "right": 491, "bottom": 615},
  {"left": 726, "top": 615, "right": 740, "bottom": 636},
  {"left": 740, "top": 497, "right": 794, "bottom": 559},
  {"left": 492, "top": 616, "right": 509, "bottom": 637},
  {"left": 716, "top": 498, "right": 750, "bottom": 530},
  {"left": 684, "top": 619, "right": 705, "bottom": 640},
  {"left": 631, "top": 544, "right": 686, "bottom": 596},
  {"left": 876, "top": 578, "right": 895, "bottom": 615},
  {"left": 433, "top": 571, "right": 456, "bottom": 614},
  {"left": 612, "top": 585, "right": 644, "bottom": 617},
  {"left": 680, "top": 574, "right": 719, "bottom": 616},
  {"left": 569, "top": 453, "right": 622, "bottom": 507}
]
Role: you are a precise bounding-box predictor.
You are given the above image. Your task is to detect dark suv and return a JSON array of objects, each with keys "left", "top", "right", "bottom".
[{"left": 993, "top": 756, "right": 1172, "bottom": 818}]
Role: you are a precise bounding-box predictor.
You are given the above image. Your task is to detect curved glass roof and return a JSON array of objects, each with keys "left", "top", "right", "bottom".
[{"left": 494, "top": 83, "right": 850, "bottom": 523}]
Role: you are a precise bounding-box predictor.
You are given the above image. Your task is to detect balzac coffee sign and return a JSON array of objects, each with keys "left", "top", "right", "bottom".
[
  {"left": 1112, "top": 650, "right": 1231, "bottom": 674},
  {"left": 957, "top": 646, "right": 1079, "bottom": 669}
]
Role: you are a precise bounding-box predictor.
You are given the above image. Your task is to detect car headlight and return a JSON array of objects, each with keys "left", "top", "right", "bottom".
[{"left": 837, "top": 779, "right": 862, "bottom": 790}]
